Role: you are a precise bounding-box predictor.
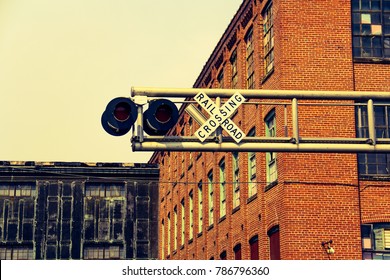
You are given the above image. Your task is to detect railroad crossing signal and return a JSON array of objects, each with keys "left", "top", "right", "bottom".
[
  {"left": 194, "top": 91, "right": 246, "bottom": 143},
  {"left": 101, "top": 97, "right": 178, "bottom": 136},
  {"left": 101, "top": 97, "right": 138, "bottom": 136},
  {"left": 101, "top": 87, "right": 390, "bottom": 153},
  {"left": 143, "top": 99, "right": 179, "bottom": 135}
]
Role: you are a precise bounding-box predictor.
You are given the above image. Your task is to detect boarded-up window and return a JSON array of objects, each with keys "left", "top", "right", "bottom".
[
  {"left": 250, "top": 235, "right": 259, "bottom": 260},
  {"left": 268, "top": 226, "right": 280, "bottom": 260}
]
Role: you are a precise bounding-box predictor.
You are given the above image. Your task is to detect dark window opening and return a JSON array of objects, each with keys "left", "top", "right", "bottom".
[
  {"left": 220, "top": 250, "right": 227, "bottom": 260},
  {"left": 268, "top": 225, "right": 280, "bottom": 260},
  {"left": 249, "top": 235, "right": 259, "bottom": 260},
  {"left": 234, "top": 244, "right": 242, "bottom": 260}
]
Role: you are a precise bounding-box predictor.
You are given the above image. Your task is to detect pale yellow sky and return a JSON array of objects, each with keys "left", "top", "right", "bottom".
[{"left": 0, "top": 0, "right": 242, "bottom": 163}]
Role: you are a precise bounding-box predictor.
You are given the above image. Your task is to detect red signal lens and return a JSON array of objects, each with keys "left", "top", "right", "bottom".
[
  {"left": 114, "top": 102, "right": 131, "bottom": 121},
  {"left": 155, "top": 104, "right": 172, "bottom": 123}
]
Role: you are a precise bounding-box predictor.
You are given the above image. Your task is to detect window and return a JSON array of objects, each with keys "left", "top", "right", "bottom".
[
  {"left": 230, "top": 49, "right": 238, "bottom": 89},
  {"left": 189, "top": 119, "right": 193, "bottom": 168},
  {"left": 181, "top": 199, "right": 185, "bottom": 246},
  {"left": 189, "top": 191, "right": 194, "bottom": 240},
  {"left": 357, "top": 104, "right": 390, "bottom": 176},
  {"left": 208, "top": 170, "right": 214, "bottom": 227},
  {"left": 220, "top": 250, "right": 227, "bottom": 260},
  {"left": 83, "top": 190, "right": 125, "bottom": 242},
  {"left": 268, "top": 226, "right": 281, "bottom": 260},
  {"left": 352, "top": 0, "right": 390, "bottom": 59},
  {"left": 174, "top": 206, "right": 178, "bottom": 251},
  {"left": 265, "top": 110, "right": 278, "bottom": 184},
  {"left": 0, "top": 183, "right": 35, "bottom": 197},
  {"left": 219, "top": 158, "right": 226, "bottom": 218},
  {"left": 218, "top": 69, "right": 224, "bottom": 89},
  {"left": 246, "top": 27, "right": 255, "bottom": 89},
  {"left": 83, "top": 246, "right": 124, "bottom": 260},
  {"left": 232, "top": 152, "right": 240, "bottom": 209},
  {"left": 361, "top": 223, "right": 390, "bottom": 259},
  {"left": 234, "top": 244, "right": 242, "bottom": 260},
  {"left": 247, "top": 128, "right": 257, "bottom": 197},
  {"left": 161, "top": 219, "right": 165, "bottom": 259},
  {"left": 167, "top": 213, "right": 171, "bottom": 255},
  {"left": 263, "top": 1, "right": 274, "bottom": 75},
  {"left": 198, "top": 181, "right": 203, "bottom": 234},
  {"left": 180, "top": 128, "right": 185, "bottom": 177},
  {"left": 249, "top": 235, "right": 259, "bottom": 260},
  {"left": 85, "top": 183, "right": 125, "bottom": 197},
  {"left": 0, "top": 247, "right": 34, "bottom": 260}
]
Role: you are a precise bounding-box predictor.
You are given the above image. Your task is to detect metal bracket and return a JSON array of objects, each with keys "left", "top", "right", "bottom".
[{"left": 132, "top": 95, "right": 148, "bottom": 106}]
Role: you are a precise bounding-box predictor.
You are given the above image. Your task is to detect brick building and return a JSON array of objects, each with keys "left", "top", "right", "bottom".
[
  {"left": 0, "top": 161, "right": 159, "bottom": 260},
  {"left": 150, "top": 0, "right": 390, "bottom": 260}
]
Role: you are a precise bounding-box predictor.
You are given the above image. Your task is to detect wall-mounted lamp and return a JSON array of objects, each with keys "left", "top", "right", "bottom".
[{"left": 321, "top": 240, "right": 335, "bottom": 254}]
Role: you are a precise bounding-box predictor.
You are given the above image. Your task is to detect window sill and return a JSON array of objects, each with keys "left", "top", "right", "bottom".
[
  {"left": 188, "top": 239, "right": 193, "bottom": 245},
  {"left": 218, "top": 216, "right": 226, "bottom": 224},
  {"left": 261, "top": 68, "right": 274, "bottom": 84},
  {"left": 197, "top": 232, "right": 203, "bottom": 238},
  {"left": 180, "top": 245, "right": 185, "bottom": 250},
  {"left": 264, "top": 180, "right": 278, "bottom": 192},
  {"left": 247, "top": 193, "right": 258, "bottom": 204},
  {"left": 232, "top": 206, "right": 240, "bottom": 214},
  {"left": 208, "top": 224, "right": 214, "bottom": 231},
  {"left": 187, "top": 163, "right": 193, "bottom": 171},
  {"left": 353, "top": 58, "right": 390, "bottom": 64},
  {"left": 359, "top": 175, "right": 390, "bottom": 181}
]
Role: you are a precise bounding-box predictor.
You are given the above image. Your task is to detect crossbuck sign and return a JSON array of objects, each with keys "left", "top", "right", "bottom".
[{"left": 194, "top": 92, "right": 246, "bottom": 143}]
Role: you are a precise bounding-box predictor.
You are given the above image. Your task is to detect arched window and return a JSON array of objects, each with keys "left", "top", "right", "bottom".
[
  {"left": 268, "top": 225, "right": 280, "bottom": 260},
  {"left": 249, "top": 235, "right": 259, "bottom": 260},
  {"left": 234, "top": 243, "right": 242, "bottom": 260},
  {"left": 220, "top": 250, "right": 227, "bottom": 260}
]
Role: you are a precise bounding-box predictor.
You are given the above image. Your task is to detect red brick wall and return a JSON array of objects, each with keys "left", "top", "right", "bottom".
[
  {"left": 154, "top": 0, "right": 390, "bottom": 260},
  {"left": 354, "top": 64, "right": 390, "bottom": 92}
]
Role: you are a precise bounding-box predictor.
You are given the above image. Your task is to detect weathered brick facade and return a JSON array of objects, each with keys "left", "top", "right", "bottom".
[{"left": 150, "top": 0, "right": 390, "bottom": 260}]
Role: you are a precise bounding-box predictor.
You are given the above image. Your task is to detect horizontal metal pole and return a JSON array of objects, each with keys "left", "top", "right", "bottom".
[
  {"left": 131, "top": 87, "right": 390, "bottom": 100},
  {"left": 137, "top": 136, "right": 293, "bottom": 143},
  {"left": 159, "top": 100, "right": 367, "bottom": 106},
  {"left": 133, "top": 136, "right": 390, "bottom": 144},
  {"left": 132, "top": 141, "right": 390, "bottom": 153}
]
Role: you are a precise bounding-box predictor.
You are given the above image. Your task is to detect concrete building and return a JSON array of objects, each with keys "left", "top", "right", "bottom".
[
  {"left": 150, "top": 0, "right": 390, "bottom": 260},
  {"left": 0, "top": 161, "right": 159, "bottom": 260}
]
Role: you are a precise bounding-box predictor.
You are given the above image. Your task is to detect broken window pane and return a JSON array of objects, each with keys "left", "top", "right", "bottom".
[
  {"left": 98, "top": 221, "right": 109, "bottom": 240},
  {"left": 113, "top": 200, "right": 124, "bottom": 219}
]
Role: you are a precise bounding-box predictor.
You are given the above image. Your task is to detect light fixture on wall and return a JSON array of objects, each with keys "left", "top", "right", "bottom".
[{"left": 321, "top": 240, "right": 335, "bottom": 254}]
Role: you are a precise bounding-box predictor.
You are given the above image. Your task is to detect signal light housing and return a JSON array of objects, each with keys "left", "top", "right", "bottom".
[
  {"left": 143, "top": 99, "right": 179, "bottom": 135},
  {"left": 101, "top": 97, "right": 137, "bottom": 136}
]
